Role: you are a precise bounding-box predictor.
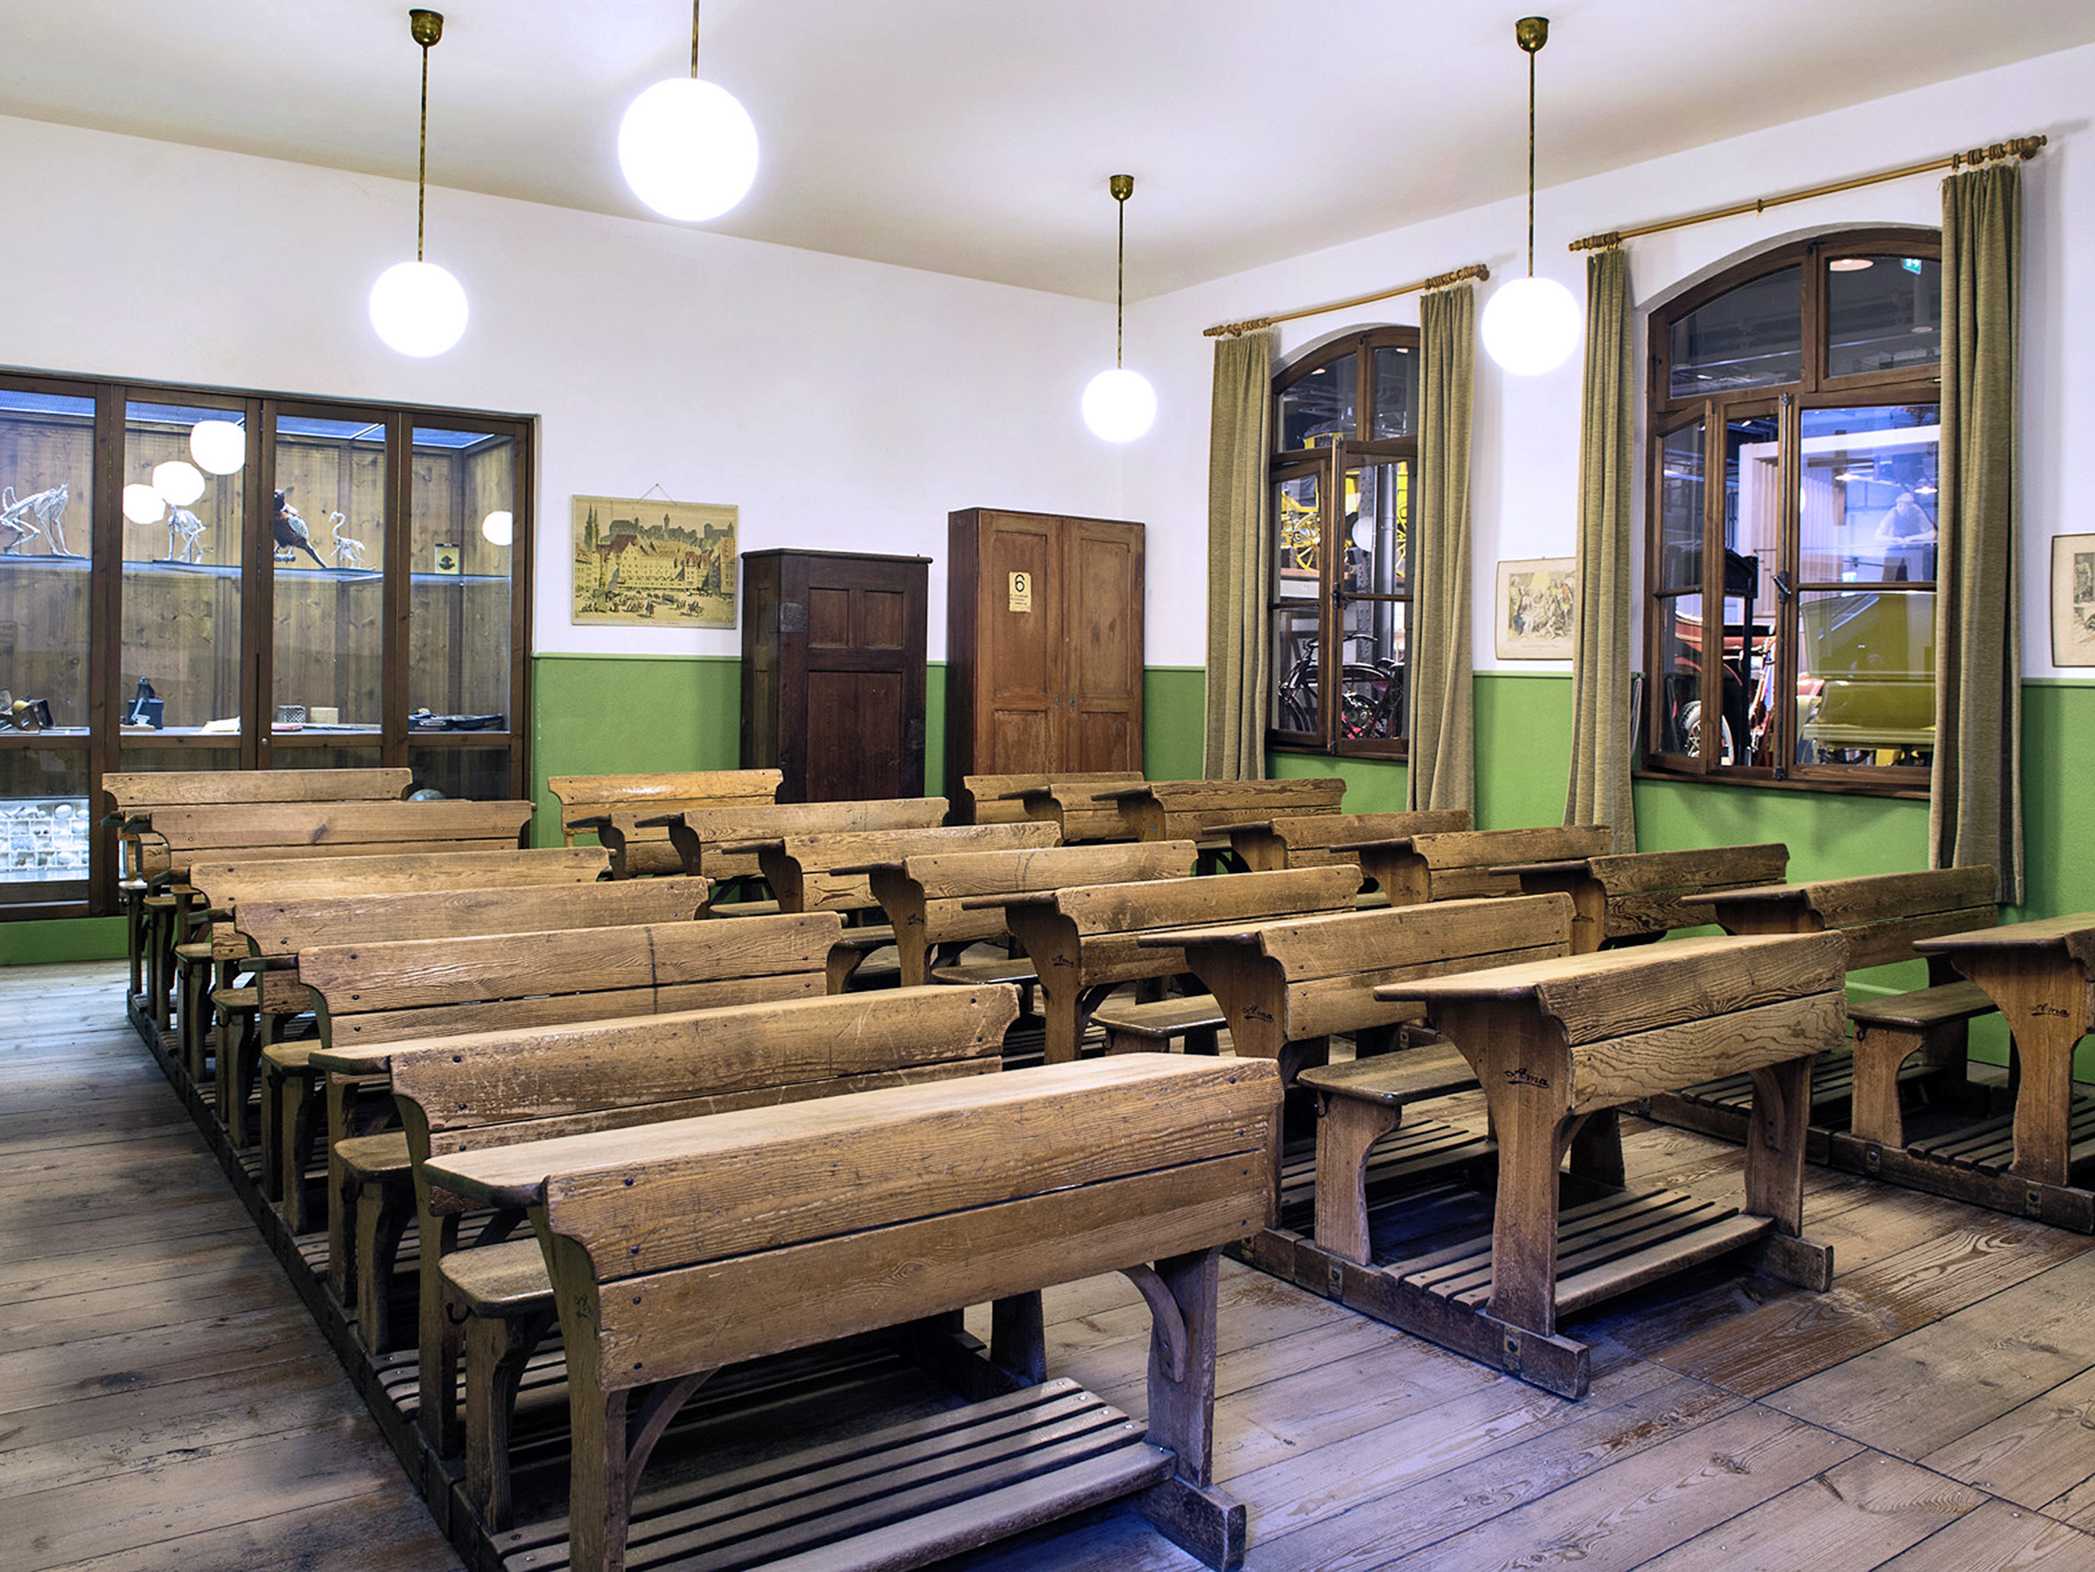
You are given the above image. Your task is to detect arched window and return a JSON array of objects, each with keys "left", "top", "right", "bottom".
[
  {"left": 1645, "top": 228, "right": 1942, "bottom": 791},
  {"left": 1267, "top": 326, "right": 1420, "bottom": 757}
]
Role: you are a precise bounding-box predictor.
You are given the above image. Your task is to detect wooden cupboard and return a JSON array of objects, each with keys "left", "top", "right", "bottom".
[
  {"left": 739, "top": 549, "right": 929, "bottom": 803},
  {"left": 944, "top": 509, "right": 1144, "bottom": 798}
]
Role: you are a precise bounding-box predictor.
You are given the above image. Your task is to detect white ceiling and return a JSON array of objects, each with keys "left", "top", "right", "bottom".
[{"left": 3, "top": 1, "right": 2086, "bottom": 300}]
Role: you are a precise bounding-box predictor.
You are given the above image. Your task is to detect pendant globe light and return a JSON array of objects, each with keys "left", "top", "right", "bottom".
[
  {"left": 1480, "top": 17, "right": 1580, "bottom": 377},
  {"left": 369, "top": 9, "right": 469, "bottom": 358},
  {"left": 619, "top": 0, "right": 759, "bottom": 222},
  {"left": 1082, "top": 175, "right": 1157, "bottom": 444}
]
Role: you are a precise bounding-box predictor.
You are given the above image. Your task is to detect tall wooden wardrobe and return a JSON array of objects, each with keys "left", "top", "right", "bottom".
[
  {"left": 944, "top": 509, "right": 1145, "bottom": 800},
  {"left": 740, "top": 549, "right": 929, "bottom": 803}
]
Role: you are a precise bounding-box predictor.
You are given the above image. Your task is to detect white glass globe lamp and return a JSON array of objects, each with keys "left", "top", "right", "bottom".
[
  {"left": 1482, "top": 275, "right": 1581, "bottom": 377},
  {"left": 122, "top": 484, "right": 166, "bottom": 525},
  {"left": 1082, "top": 368, "right": 1157, "bottom": 444},
  {"left": 189, "top": 419, "right": 247, "bottom": 475},
  {"left": 619, "top": 77, "right": 759, "bottom": 222},
  {"left": 369, "top": 261, "right": 469, "bottom": 358},
  {"left": 480, "top": 509, "right": 514, "bottom": 547},
  {"left": 151, "top": 460, "right": 207, "bottom": 507}
]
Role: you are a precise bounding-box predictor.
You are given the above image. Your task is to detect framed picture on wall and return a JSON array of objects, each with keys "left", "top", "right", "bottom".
[
  {"left": 1495, "top": 556, "right": 1577, "bottom": 660},
  {"left": 572, "top": 493, "right": 738, "bottom": 629},
  {"left": 2052, "top": 533, "right": 2095, "bottom": 667}
]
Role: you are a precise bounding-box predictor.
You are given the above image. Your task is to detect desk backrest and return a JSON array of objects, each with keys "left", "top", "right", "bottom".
[
  {"left": 1098, "top": 777, "right": 1347, "bottom": 841},
  {"left": 292, "top": 912, "right": 840, "bottom": 1048},
  {"left": 1367, "top": 824, "right": 1612, "bottom": 905},
  {"left": 1381, "top": 932, "right": 1849, "bottom": 1113},
  {"left": 761, "top": 821, "right": 1058, "bottom": 913},
  {"left": 1691, "top": 865, "right": 1999, "bottom": 970},
  {"left": 392, "top": 985, "right": 1018, "bottom": 1212},
  {"left": 131, "top": 798, "right": 533, "bottom": 880},
  {"left": 231, "top": 877, "right": 711, "bottom": 960},
  {"left": 548, "top": 770, "right": 782, "bottom": 842},
  {"left": 104, "top": 766, "right": 412, "bottom": 817},
  {"left": 672, "top": 797, "right": 950, "bottom": 882},
  {"left": 193, "top": 846, "right": 608, "bottom": 920},
  {"left": 448, "top": 1056, "right": 1279, "bottom": 1385},
  {"left": 1575, "top": 843, "right": 1789, "bottom": 941},
  {"left": 873, "top": 840, "right": 1197, "bottom": 950},
  {"left": 1225, "top": 809, "right": 1472, "bottom": 871},
  {"left": 958, "top": 771, "right": 1143, "bottom": 825},
  {"left": 1182, "top": 893, "right": 1575, "bottom": 1043}
]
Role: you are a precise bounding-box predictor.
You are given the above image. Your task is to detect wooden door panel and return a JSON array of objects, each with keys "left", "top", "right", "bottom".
[
  {"left": 808, "top": 586, "right": 853, "bottom": 646},
  {"left": 856, "top": 588, "right": 907, "bottom": 649},
  {"left": 980, "top": 516, "right": 1060, "bottom": 767},
  {"left": 1062, "top": 520, "right": 1144, "bottom": 773},
  {"left": 806, "top": 669, "right": 904, "bottom": 801}
]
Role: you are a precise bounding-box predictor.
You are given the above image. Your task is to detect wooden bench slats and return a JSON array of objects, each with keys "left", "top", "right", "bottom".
[
  {"left": 1378, "top": 931, "right": 1849, "bottom": 1046},
  {"left": 1019, "top": 866, "right": 1361, "bottom": 934},
  {"left": 193, "top": 846, "right": 608, "bottom": 911},
  {"left": 135, "top": 797, "right": 533, "bottom": 851},
  {"left": 104, "top": 766, "right": 412, "bottom": 811}
]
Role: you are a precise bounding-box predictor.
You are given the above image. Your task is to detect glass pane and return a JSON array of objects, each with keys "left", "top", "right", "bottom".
[
  {"left": 0, "top": 389, "right": 94, "bottom": 737},
  {"left": 1278, "top": 352, "right": 1356, "bottom": 451},
  {"left": 1272, "top": 471, "right": 1321, "bottom": 599},
  {"left": 1723, "top": 415, "right": 1780, "bottom": 768},
  {"left": 272, "top": 415, "right": 386, "bottom": 737},
  {"left": 1335, "top": 598, "right": 1406, "bottom": 742},
  {"left": 1796, "top": 589, "right": 1935, "bottom": 769},
  {"left": 0, "top": 748, "right": 89, "bottom": 888},
  {"left": 1269, "top": 602, "right": 1322, "bottom": 735},
  {"left": 1800, "top": 404, "right": 1940, "bottom": 585},
  {"left": 1654, "top": 595, "right": 1727, "bottom": 760},
  {"left": 122, "top": 402, "right": 246, "bottom": 736},
  {"left": 273, "top": 744, "right": 383, "bottom": 772},
  {"left": 1341, "top": 461, "right": 1409, "bottom": 596},
  {"left": 1658, "top": 421, "right": 1705, "bottom": 590},
  {"left": 1827, "top": 254, "right": 1940, "bottom": 379},
  {"left": 1369, "top": 346, "right": 1416, "bottom": 439},
  {"left": 1668, "top": 266, "right": 1803, "bottom": 395},
  {"left": 411, "top": 426, "right": 513, "bottom": 728},
  {"left": 409, "top": 744, "right": 511, "bottom": 800},
  {"left": 117, "top": 744, "right": 241, "bottom": 774}
]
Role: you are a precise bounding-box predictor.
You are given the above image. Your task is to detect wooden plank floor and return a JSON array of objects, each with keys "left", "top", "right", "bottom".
[{"left": 8, "top": 961, "right": 2095, "bottom": 1570}]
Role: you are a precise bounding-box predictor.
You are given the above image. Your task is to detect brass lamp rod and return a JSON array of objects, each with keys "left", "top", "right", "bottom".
[
  {"left": 408, "top": 9, "right": 444, "bottom": 263},
  {"left": 690, "top": 0, "right": 701, "bottom": 77},
  {"left": 1569, "top": 133, "right": 2047, "bottom": 252},
  {"left": 1202, "top": 263, "right": 1492, "bottom": 339}
]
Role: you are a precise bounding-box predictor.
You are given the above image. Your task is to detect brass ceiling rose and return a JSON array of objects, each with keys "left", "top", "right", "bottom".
[
  {"left": 1514, "top": 15, "right": 1549, "bottom": 54},
  {"left": 408, "top": 9, "right": 444, "bottom": 48}
]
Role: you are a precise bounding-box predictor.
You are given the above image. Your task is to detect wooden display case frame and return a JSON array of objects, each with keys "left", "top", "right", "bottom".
[{"left": 0, "top": 366, "right": 535, "bottom": 921}]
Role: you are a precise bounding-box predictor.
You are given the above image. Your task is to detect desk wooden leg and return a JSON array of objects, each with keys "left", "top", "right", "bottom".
[
  {"left": 355, "top": 1182, "right": 412, "bottom": 1351},
  {"left": 1746, "top": 1057, "right": 1832, "bottom": 1290},
  {"left": 464, "top": 1306, "right": 557, "bottom": 1530},
  {"left": 1040, "top": 984, "right": 1079, "bottom": 1064},
  {"left": 2008, "top": 1006, "right": 2081, "bottom": 1189},
  {"left": 1136, "top": 1248, "right": 1245, "bottom": 1570},
  {"left": 1314, "top": 1097, "right": 1399, "bottom": 1266},
  {"left": 124, "top": 892, "right": 143, "bottom": 998},
  {"left": 418, "top": 1212, "right": 466, "bottom": 1454}
]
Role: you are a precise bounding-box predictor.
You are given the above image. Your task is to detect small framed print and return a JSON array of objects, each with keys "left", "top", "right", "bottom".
[
  {"left": 432, "top": 541, "right": 463, "bottom": 576},
  {"left": 2053, "top": 533, "right": 2095, "bottom": 667},
  {"left": 1495, "top": 557, "right": 1577, "bottom": 661},
  {"left": 1008, "top": 571, "right": 1033, "bottom": 612}
]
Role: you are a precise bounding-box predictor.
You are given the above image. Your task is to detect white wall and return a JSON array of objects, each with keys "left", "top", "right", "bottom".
[
  {"left": 1124, "top": 43, "right": 2091, "bottom": 677},
  {"left": 0, "top": 113, "right": 1123, "bottom": 661}
]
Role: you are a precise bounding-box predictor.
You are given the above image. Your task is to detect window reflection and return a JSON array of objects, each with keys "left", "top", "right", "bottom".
[
  {"left": 1658, "top": 422, "right": 1704, "bottom": 589},
  {"left": 1827, "top": 256, "right": 1941, "bottom": 379},
  {"left": 1800, "top": 405, "right": 1939, "bottom": 585},
  {"left": 1273, "top": 472, "right": 1321, "bottom": 598},
  {"left": 1269, "top": 602, "right": 1322, "bottom": 735},
  {"left": 0, "top": 388, "right": 94, "bottom": 737},
  {"left": 1370, "top": 347, "right": 1416, "bottom": 439},
  {"left": 272, "top": 415, "right": 385, "bottom": 737},
  {"left": 1342, "top": 460, "right": 1409, "bottom": 596},
  {"left": 410, "top": 427, "right": 513, "bottom": 728},
  {"left": 1669, "top": 266, "right": 1803, "bottom": 395},
  {"left": 1279, "top": 353, "right": 1356, "bottom": 450},
  {"left": 1336, "top": 598, "right": 1406, "bottom": 741},
  {"left": 1796, "top": 588, "right": 1935, "bottom": 769}
]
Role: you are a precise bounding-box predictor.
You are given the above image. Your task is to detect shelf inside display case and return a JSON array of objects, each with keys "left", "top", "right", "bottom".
[{"left": 2, "top": 795, "right": 90, "bottom": 883}]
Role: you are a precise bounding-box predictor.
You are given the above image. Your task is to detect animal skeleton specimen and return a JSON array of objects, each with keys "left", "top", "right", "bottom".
[
  {"left": 271, "top": 489, "right": 329, "bottom": 569},
  {"left": 164, "top": 504, "right": 207, "bottom": 564},
  {"left": 328, "top": 511, "right": 369, "bottom": 570},
  {"left": 0, "top": 483, "right": 73, "bottom": 555}
]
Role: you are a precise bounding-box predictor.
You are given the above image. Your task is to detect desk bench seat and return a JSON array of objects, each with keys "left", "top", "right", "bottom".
[
  {"left": 1093, "top": 994, "right": 1226, "bottom": 1055},
  {"left": 1849, "top": 979, "right": 1995, "bottom": 1031}
]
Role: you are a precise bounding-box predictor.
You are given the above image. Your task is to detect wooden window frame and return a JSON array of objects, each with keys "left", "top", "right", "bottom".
[
  {"left": 1640, "top": 228, "right": 1942, "bottom": 799},
  {"left": 0, "top": 365, "right": 535, "bottom": 921},
  {"left": 1266, "top": 326, "right": 1420, "bottom": 760}
]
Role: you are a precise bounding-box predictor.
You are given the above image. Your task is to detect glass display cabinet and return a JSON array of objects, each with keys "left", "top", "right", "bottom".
[{"left": 0, "top": 370, "right": 533, "bottom": 920}]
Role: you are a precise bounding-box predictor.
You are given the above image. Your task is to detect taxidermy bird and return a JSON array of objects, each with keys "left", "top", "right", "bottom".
[
  {"left": 271, "top": 490, "right": 328, "bottom": 569},
  {"left": 328, "top": 511, "right": 368, "bottom": 570}
]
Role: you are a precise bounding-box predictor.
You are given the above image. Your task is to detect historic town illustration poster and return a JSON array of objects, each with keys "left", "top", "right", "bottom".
[
  {"left": 571, "top": 494, "right": 737, "bottom": 628},
  {"left": 1495, "top": 556, "right": 1577, "bottom": 660}
]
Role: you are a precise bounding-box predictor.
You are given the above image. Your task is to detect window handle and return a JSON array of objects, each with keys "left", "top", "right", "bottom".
[{"left": 1773, "top": 571, "right": 1795, "bottom": 601}]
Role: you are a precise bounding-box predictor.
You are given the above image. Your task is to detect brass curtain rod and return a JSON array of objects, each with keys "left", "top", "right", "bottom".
[
  {"left": 1202, "top": 262, "right": 1491, "bottom": 338},
  {"left": 1569, "top": 133, "right": 2047, "bottom": 253}
]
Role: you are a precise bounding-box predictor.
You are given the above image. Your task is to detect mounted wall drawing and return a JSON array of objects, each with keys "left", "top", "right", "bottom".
[
  {"left": 571, "top": 493, "right": 737, "bottom": 628},
  {"left": 1495, "top": 556, "right": 1577, "bottom": 660},
  {"left": 2052, "top": 533, "right": 2095, "bottom": 667}
]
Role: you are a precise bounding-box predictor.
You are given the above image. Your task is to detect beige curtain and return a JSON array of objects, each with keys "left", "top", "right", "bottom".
[
  {"left": 1203, "top": 333, "right": 1273, "bottom": 779},
  {"left": 1407, "top": 283, "right": 1476, "bottom": 813},
  {"left": 1564, "top": 247, "right": 1637, "bottom": 852},
  {"left": 1930, "top": 163, "right": 2023, "bottom": 903}
]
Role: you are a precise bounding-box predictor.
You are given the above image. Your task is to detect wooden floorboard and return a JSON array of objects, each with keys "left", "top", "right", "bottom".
[{"left": 12, "top": 960, "right": 2095, "bottom": 1570}]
